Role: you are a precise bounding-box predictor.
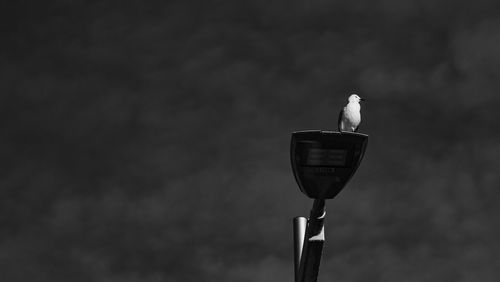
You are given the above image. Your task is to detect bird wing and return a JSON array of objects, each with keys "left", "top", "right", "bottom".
[{"left": 337, "top": 108, "right": 344, "bottom": 132}]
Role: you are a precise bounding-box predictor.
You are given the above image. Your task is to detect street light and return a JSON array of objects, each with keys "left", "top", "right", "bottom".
[{"left": 290, "top": 130, "right": 368, "bottom": 282}]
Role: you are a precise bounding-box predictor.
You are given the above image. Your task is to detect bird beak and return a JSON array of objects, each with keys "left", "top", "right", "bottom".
[{"left": 360, "top": 98, "right": 365, "bottom": 101}]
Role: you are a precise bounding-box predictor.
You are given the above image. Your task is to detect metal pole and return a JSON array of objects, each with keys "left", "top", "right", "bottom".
[
  {"left": 293, "top": 217, "right": 307, "bottom": 282},
  {"left": 296, "top": 199, "right": 326, "bottom": 282}
]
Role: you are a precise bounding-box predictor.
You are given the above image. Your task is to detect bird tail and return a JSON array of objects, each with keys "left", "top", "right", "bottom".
[{"left": 337, "top": 109, "right": 344, "bottom": 133}]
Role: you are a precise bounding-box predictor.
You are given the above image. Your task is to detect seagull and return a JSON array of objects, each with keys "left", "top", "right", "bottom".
[{"left": 338, "top": 94, "right": 364, "bottom": 132}]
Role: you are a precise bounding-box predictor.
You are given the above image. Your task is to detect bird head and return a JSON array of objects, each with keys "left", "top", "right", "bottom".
[{"left": 348, "top": 94, "right": 364, "bottom": 103}]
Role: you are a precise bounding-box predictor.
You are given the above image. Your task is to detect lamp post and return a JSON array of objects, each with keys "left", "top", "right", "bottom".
[{"left": 290, "top": 130, "right": 368, "bottom": 282}]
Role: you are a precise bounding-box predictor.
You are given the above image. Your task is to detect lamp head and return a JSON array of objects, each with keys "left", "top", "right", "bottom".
[{"left": 290, "top": 130, "right": 368, "bottom": 199}]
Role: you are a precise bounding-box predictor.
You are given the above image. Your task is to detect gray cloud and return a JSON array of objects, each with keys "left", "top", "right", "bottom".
[{"left": 1, "top": 1, "right": 500, "bottom": 281}]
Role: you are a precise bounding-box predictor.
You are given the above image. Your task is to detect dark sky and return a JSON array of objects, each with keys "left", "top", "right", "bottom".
[{"left": 2, "top": 1, "right": 500, "bottom": 281}]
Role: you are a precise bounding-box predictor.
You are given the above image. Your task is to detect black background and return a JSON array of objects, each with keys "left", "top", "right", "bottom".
[{"left": 2, "top": 1, "right": 500, "bottom": 281}]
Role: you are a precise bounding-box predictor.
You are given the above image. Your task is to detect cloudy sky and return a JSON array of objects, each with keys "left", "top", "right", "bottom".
[{"left": 2, "top": 1, "right": 500, "bottom": 281}]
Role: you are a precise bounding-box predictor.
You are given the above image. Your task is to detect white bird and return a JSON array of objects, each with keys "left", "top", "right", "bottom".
[{"left": 338, "top": 94, "right": 364, "bottom": 132}]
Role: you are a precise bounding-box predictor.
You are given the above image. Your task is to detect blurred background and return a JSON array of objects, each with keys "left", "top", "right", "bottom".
[{"left": 2, "top": 0, "right": 500, "bottom": 281}]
